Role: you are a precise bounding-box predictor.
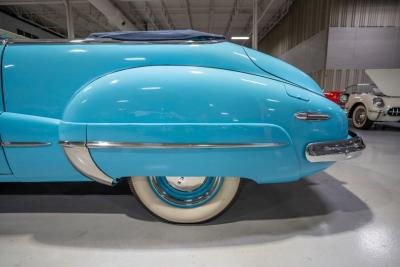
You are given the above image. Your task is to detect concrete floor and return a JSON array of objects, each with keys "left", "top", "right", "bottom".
[{"left": 0, "top": 125, "right": 399, "bottom": 267}]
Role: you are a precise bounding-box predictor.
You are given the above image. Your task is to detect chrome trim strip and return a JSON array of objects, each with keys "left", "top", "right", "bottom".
[
  {"left": 295, "top": 112, "right": 330, "bottom": 121},
  {"left": 60, "top": 141, "right": 288, "bottom": 149},
  {"left": 1, "top": 142, "right": 51, "bottom": 147},
  {"left": 305, "top": 131, "right": 366, "bottom": 162},
  {"left": 87, "top": 142, "right": 288, "bottom": 149},
  {"left": 58, "top": 140, "right": 286, "bottom": 186},
  {"left": 7, "top": 39, "right": 224, "bottom": 45},
  {"left": 61, "top": 144, "right": 114, "bottom": 186}
]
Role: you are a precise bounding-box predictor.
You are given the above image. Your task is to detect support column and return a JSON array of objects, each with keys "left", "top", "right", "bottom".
[
  {"left": 64, "top": 0, "right": 75, "bottom": 39},
  {"left": 88, "top": 0, "right": 136, "bottom": 31},
  {"left": 252, "top": 0, "right": 258, "bottom": 50}
]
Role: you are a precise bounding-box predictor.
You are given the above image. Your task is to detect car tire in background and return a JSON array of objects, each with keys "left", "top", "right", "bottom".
[
  {"left": 129, "top": 176, "right": 241, "bottom": 223},
  {"left": 352, "top": 104, "right": 373, "bottom": 129}
]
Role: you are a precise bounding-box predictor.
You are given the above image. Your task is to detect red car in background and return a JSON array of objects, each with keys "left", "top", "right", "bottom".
[{"left": 324, "top": 90, "right": 347, "bottom": 108}]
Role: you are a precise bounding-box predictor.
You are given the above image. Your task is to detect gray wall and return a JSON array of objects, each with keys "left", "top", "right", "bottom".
[
  {"left": 329, "top": 0, "right": 400, "bottom": 27},
  {"left": 315, "top": 26, "right": 400, "bottom": 90},
  {"left": 0, "top": 11, "right": 59, "bottom": 39},
  {"left": 326, "top": 27, "right": 400, "bottom": 69},
  {"left": 280, "top": 30, "right": 327, "bottom": 74},
  {"left": 310, "top": 69, "right": 372, "bottom": 91},
  {"left": 259, "top": 0, "right": 400, "bottom": 91},
  {"left": 258, "top": 0, "right": 330, "bottom": 57}
]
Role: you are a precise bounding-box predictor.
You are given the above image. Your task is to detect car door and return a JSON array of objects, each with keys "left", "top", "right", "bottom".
[{"left": 0, "top": 42, "right": 12, "bottom": 174}]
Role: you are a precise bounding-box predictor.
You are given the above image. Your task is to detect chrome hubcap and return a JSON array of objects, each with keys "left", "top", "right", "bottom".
[
  {"left": 148, "top": 176, "right": 223, "bottom": 208},
  {"left": 165, "top": 176, "right": 207, "bottom": 192}
]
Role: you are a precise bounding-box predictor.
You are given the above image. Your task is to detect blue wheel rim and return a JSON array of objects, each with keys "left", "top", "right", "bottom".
[{"left": 148, "top": 176, "right": 224, "bottom": 208}]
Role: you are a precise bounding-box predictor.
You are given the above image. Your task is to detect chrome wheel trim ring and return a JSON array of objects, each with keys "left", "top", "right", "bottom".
[{"left": 148, "top": 176, "right": 223, "bottom": 208}]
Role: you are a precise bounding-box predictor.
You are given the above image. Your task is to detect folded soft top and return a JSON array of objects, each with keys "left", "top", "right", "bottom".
[{"left": 88, "top": 30, "right": 225, "bottom": 42}]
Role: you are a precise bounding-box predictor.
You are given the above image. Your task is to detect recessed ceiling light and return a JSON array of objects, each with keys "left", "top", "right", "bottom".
[{"left": 231, "top": 36, "right": 250, "bottom": 40}]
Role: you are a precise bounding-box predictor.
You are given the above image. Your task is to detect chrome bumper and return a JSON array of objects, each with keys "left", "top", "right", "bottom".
[{"left": 305, "top": 131, "right": 366, "bottom": 162}]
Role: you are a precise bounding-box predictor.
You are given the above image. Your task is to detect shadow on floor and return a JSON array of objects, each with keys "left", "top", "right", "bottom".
[{"left": 0, "top": 171, "right": 372, "bottom": 249}]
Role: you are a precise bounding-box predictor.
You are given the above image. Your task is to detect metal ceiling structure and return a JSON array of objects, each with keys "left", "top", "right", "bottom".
[{"left": 0, "top": 0, "right": 293, "bottom": 46}]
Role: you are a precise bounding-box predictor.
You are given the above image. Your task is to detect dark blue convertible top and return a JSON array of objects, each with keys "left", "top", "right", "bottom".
[{"left": 87, "top": 30, "right": 225, "bottom": 42}]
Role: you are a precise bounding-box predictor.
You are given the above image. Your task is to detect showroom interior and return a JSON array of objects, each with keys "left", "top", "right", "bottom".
[{"left": 0, "top": 0, "right": 399, "bottom": 266}]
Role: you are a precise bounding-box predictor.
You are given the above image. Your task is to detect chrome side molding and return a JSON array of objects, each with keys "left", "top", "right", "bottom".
[
  {"left": 59, "top": 140, "right": 288, "bottom": 186},
  {"left": 295, "top": 112, "right": 330, "bottom": 121},
  {"left": 60, "top": 142, "right": 114, "bottom": 186},
  {"left": 7, "top": 39, "right": 223, "bottom": 45},
  {"left": 85, "top": 141, "right": 288, "bottom": 149},
  {"left": 1, "top": 142, "right": 51, "bottom": 147},
  {"left": 60, "top": 141, "right": 288, "bottom": 149}
]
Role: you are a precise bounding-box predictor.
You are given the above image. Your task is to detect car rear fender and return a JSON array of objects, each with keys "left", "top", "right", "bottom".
[{"left": 60, "top": 66, "right": 301, "bottom": 184}]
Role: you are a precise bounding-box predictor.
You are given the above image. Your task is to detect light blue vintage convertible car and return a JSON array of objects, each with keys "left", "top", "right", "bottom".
[{"left": 0, "top": 30, "right": 365, "bottom": 223}]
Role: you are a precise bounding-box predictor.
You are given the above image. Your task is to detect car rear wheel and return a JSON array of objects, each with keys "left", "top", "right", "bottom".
[
  {"left": 129, "top": 176, "right": 240, "bottom": 223},
  {"left": 352, "top": 104, "right": 373, "bottom": 129}
]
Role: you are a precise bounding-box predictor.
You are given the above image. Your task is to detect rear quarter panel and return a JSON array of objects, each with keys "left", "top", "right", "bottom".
[{"left": 62, "top": 66, "right": 301, "bottom": 183}]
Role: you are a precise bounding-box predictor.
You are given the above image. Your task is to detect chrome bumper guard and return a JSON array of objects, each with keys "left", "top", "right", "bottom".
[{"left": 305, "top": 131, "right": 366, "bottom": 162}]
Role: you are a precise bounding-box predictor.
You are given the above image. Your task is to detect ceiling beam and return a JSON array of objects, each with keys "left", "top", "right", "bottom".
[
  {"left": 241, "top": 0, "right": 277, "bottom": 45},
  {"left": 224, "top": 0, "right": 238, "bottom": 37},
  {"left": 73, "top": 4, "right": 112, "bottom": 36},
  {"left": 249, "top": 0, "right": 276, "bottom": 37},
  {"left": 143, "top": 1, "right": 159, "bottom": 30},
  {"left": 160, "top": 0, "right": 174, "bottom": 30},
  {"left": 40, "top": 3, "right": 87, "bottom": 37},
  {"left": 258, "top": 0, "right": 293, "bottom": 40},
  {"left": 87, "top": 0, "right": 136, "bottom": 30},
  {"left": 0, "top": 0, "right": 86, "bottom": 4},
  {"left": 184, "top": 0, "right": 193, "bottom": 29},
  {"left": 207, "top": 0, "right": 213, "bottom": 32},
  {"left": 123, "top": 2, "right": 146, "bottom": 31},
  {"left": 4, "top": 5, "right": 66, "bottom": 37},
  {"left": 63, "top": 0, "right": 75, "bottom": 38}
]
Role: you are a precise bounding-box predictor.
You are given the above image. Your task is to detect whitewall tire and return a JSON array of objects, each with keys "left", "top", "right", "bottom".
[
  {"left": 129, "top": 176, "right": 240, "bottom": 223},
  {"left": 352, "top": 104, "right": 373, "bottom": 129}
]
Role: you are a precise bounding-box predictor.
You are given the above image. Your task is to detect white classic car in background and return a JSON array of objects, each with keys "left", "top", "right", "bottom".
[{"left": 343, "top": 69, "right": 400, "bottom": 129}]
